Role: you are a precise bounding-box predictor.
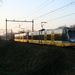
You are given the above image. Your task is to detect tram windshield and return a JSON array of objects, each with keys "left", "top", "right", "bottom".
[{"left": 68, "top": 30, "right": 75, "bottom": 42}]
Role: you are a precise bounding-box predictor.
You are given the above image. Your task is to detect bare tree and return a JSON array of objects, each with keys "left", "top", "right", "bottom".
[
  {"left": 58, "top": 25, "right": 69, "bottom": 29},
  {"left": 70, "top": 24, "right": 75, "bottom": 28}
]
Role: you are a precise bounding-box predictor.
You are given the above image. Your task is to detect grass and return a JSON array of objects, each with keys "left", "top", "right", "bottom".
[{"left": 0, "top": 41, "right": 75, "bottom": 75}]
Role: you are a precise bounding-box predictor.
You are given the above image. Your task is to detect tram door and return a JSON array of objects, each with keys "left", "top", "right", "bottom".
[
  {"left": 51, "top": 30, "right": 54, "bottom": 44},
  {"left": 51, "top": 34, "right": 54, "bottom": 43},
  {"left": 39, "top": 30, "right": 42, "bottom": 44},
  {"left": 39, "top": 29, "right": 45, "bottom": 44}
]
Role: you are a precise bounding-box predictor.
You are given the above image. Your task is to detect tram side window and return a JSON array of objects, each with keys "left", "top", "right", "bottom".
[
  {"left": 24, "top": 36, "right": 26, "bottom": 39},
  {"left": 28, "top": 36, "right": 31, "bottom": 39},
  {"left": 41, "top": 35, "right": 44, "bottom": 40},
  {"left": 15, "top": 36, "right": 17, "bottom": 39},
  {"left": 33, "top": 35, "right": 39, "bottom": 40},
  {"left": 14, "top": 37, "right": 17, "bottom": 39},
  {"left": 54, "top": 34, "right": 62, "bottom": 41},
  {"left": 62, "top": 34, "right": 68, "bottom": 41},
  {"left": 20, "top": 36, "right": 22, "bottom": 39},
  {"left": 47, "top": 34, "right": 51, "bottom": 40},
  {"left": 22, "top": 36, "right": 24, "bottom": 39},
  {"left": 17, "top": 36, "right": 20, "bottom": 39},
  {"left": 68, "top": 30, "right": 75, "bottom": 38},
  {"left": 39, "top": 35, "right": 44, "bottom": 40}
]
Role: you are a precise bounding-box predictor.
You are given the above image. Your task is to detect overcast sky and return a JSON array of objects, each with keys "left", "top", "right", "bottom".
[{"left": 0, "top": 0, "right": 75, "bottom": 32}]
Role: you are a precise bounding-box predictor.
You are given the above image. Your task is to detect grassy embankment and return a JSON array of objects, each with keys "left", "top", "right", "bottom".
[{"left": 0, "top": 41, "right": 75, "bottom": 75}]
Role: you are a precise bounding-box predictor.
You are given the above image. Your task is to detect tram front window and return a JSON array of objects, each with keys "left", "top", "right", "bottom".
[{"left": 68, "top": 30, "right": 75, "bottom": 42}]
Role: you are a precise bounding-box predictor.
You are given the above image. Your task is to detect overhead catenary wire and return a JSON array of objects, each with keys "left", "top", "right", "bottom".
[
  {"left": 34, "top": 2, "right": 75, "bottom": 20},
  {"left": 19, "top": 0, "right": 51, "bottom": 19},
  {"left": 23, "top": 0, "right": 54, "bottom": 19},
  {"left": 16, "top": 1, "right": 75, "bottom": 31},
  {"left": 47, "top": 12, "right": 75, "bottom": 22},
  {"left": 35, "top": 12, "right": 75, "bottom": 26}
]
